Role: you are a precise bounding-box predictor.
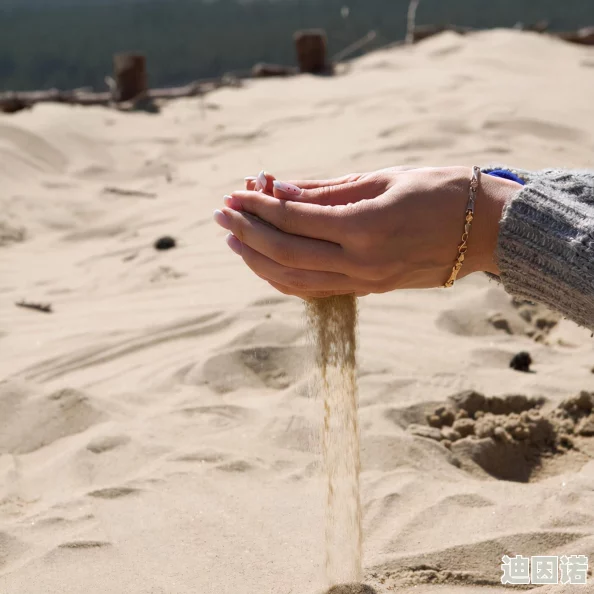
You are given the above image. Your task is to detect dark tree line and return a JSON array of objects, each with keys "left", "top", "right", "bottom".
[{"left": 0, "top": 0, "right": 592, "bottom": 92}]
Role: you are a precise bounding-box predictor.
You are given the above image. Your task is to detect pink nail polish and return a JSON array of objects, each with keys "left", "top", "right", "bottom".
[
  {"left": 257, "top": 170, "right": 267, "bottom": 192},
  {"left": 213, "top": 209, "right": 231, "bottom": 230},
  {"left": 226, "top": 233, "right": 242, "bottom": 255},
  {"left": 273, "top": 180, "right": 303, "bottom": 196},
  {"left": 224, "top": 195, "right": 241, "bottom": 209}
]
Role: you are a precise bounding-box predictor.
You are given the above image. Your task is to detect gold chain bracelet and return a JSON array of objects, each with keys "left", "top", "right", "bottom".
[{"left": 443, "top": 166, "right": 481, "bottom": 288}]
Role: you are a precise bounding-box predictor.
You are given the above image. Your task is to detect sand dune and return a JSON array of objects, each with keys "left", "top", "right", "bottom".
[{"left": 1, "top": 29, "right": 594, "bottom": 593}]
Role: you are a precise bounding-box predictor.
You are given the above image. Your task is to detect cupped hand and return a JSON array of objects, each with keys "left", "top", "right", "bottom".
[{"left": 215, "top": 167, "right": 520, "bottom": 299}]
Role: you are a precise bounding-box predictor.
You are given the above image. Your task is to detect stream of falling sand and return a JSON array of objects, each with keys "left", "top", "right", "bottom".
[{"left": 306, "top": 295, "right": 362, "bottom": 587}]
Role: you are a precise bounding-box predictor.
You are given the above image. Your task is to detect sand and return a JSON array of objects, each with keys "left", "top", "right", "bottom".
[
  {"left": 306, "top": 296, "right": 362, "bottom": 586},
  {"left": 1, "top": 28, "right": 594, "bottom": 594}
]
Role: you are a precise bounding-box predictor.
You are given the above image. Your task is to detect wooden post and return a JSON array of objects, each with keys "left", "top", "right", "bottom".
[
  {"left": 113, "top": 53, "right": 148, "bottom": 102},
  {"left": 294, "top": 29, "right": 328, "bottom": 74}
]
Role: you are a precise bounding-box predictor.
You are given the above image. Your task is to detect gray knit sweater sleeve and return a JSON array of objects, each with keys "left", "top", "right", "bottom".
[{"left": 482, "top": 167, "right": 594, "bottom": 331}]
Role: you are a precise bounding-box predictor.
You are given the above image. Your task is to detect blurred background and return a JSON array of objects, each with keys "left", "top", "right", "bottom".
[{"left": 1, "top": 0, "right": 594, "bottom": 92}]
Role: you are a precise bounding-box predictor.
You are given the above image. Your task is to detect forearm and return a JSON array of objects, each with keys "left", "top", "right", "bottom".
[{"left": 484, "top": 167, "right": 594, "bottom": 331}]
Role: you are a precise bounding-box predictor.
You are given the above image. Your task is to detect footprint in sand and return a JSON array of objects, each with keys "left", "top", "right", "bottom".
[
  {"left": 0, "top": 382, "right": 105, "bottom": 455},
  {"left": 437, "top": 288, "right": 560, "bottom": 341},
  {"left": 198, "top": 345, "right": 308, "bottom": 394},
  {"left": 181, "top": 320, "right": 307, "bottom": 393}
]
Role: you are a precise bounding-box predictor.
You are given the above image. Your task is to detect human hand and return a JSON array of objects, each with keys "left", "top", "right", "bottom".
[{"left": 215, "top": 167, "right": 520, "bottom": 299}]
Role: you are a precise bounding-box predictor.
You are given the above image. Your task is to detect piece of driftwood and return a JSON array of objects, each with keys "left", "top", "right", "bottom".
[
  {"left": 251, "top": 63, "right": 298, "bottom": 78},
  {"left": 294, "top": 29, "right": 330, "bottom": 74},
  {"left": 0, "top": 81, "right": 222, "bottom": 114},
  {"left": 0, "top": 89, "right": 111, "bottom": 113},
  {"left": 113, "top": 53, "right": 148, "bottom": 102},
  {"left": 557, "top": 26, "right": 594, "bottom": 46},
  {"left": 16, "top": 300, "right": 53, "bottom": 314}
]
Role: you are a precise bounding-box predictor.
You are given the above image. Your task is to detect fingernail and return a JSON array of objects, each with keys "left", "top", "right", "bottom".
[
  {"left": 244, "top": 176, "right": 257, "bottom": 182},
  {"left": 257, "top": 170, "right": 268, "bottom": 191},
  {"left": 273, "top": 180, "right": 303, "bottom": 196},
  {"left": 213, "top": 209, "right": 231, "bottom": 230},
  {"left": 226, "top": 233, "right": 242, "bottom": 255},
  {"left": 224, "top": 195, "right": 242, "bottom": 209}
]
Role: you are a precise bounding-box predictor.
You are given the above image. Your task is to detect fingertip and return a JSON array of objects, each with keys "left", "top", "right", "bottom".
[
  {"left": 263, "top": 172, "right": 276, "bottom": 195},
  {"left": 225, "top": 233, "right": 243, "bottom": 256},
  {"left": 272, "top": 180, "right": 303, "bottom": 200},
  {"left": 224, "top": 195, "right": 241, "bottom": 210}
]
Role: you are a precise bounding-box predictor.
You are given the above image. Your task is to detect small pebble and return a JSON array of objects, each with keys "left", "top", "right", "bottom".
[
  {"left": 154, "top": 236, "right": 176, "bottom": 251},
  {"left": 510, "top": 351, "right": 532, "bottom": 372}
]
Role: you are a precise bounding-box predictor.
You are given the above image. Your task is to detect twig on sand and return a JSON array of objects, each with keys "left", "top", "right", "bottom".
[
  {"left": 406, "top": 0, "right": 421, "bottom": 44},
  {"left": 16, "top": 300, "right": 53, "bottom": 314},
  {"left": 102, "top": 187, "right": 157, "bottom": 198},
  {"left": 332, "top": 30, "right": 378, "bottom": 63}
]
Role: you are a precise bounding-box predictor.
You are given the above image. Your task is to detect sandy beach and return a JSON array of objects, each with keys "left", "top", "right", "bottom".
[{"left": 1, "top": 29, "right": 594, "bottom": 593}]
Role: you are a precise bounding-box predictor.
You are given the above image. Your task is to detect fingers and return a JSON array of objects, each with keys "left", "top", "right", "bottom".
[
  {"left": 281, "top": 173, "right": 363, "bottom": 190},
  {"left": 222, "top": 192, "right": 351, "bottom": 244},
  {"left": 245, "top": 172, "right": 361, "bottom": 192},
  {"left": 215, "top": 207, "right": 347, "bottom": 272},
  {"left": 244, "top": 171, "right": 275, "bottom": 194},
  {"left": 226, "top": 236, "right": 360, "bottom": 293},
  {"left": 272, "top": 177, "right": 384, "bottom": 206}
]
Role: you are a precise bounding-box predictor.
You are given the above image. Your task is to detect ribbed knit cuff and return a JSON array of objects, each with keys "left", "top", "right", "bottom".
[{"left": 494, "top": 170, "right": 594, "bottom": 331}]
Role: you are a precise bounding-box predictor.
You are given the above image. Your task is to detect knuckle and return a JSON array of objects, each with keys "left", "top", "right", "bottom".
[
  {"left": 310, "top": 185, "right": 334, "bottom": 204},
  {"left": 233, "top": 218, "right": 247, "bottom": 243}
]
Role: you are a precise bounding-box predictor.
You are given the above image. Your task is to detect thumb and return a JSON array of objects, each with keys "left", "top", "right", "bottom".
[{"left": 272, "top": 178, "right": 381, "bottom": 206}]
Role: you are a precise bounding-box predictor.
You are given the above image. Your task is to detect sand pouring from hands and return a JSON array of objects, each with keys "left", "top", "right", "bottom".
[{"left": 306, "top": 295, "right": 364, "bottom": 589}]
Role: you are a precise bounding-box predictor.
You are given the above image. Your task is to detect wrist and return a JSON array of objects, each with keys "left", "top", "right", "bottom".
[{"left": 470, "top": 172, "right": 521, "bottom": 276}]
